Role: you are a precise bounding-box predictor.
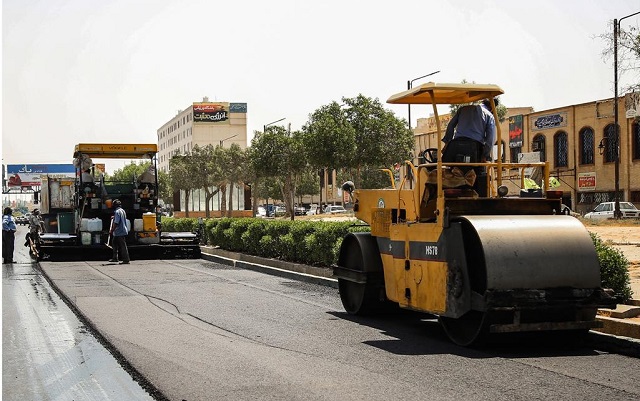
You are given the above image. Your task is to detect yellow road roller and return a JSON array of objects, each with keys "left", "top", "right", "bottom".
[{"left": 333, "top": 82, "right": 616, "bottom": 345}]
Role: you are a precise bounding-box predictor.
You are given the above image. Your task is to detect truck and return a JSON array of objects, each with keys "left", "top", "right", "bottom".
[
  {"left": 333, "top": 83, "right": 616, "bottom": 345},
  {"left": 38, "top": 143, "right": 200, "bottom": 261}
]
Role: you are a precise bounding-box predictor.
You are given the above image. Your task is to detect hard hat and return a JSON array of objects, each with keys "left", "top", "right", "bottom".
[
  {"left": 113, "top": 199, "right": 122, "bottom": 207},
  {"left": 33, "top": 208, "right": 40, "bottom": 215}
]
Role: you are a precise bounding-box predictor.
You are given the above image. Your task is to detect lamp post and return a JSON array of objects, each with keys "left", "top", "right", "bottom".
[
  {"left": 407, "top": 70, "right": 440, "bottom": 130},
  {"left": 613, "top": 11, "right": 640, "bottom": 218},
  {"left": 219, "top": 134, "right": 238, "bottom": 147},
  {"left": 263, "top": 118, "right": 286, "bottom": 134},
  {"left": 263, "top": 118, "right": 286, "bottom": 216}
]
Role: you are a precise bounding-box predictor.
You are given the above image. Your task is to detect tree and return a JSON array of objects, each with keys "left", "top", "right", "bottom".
[
  {"left": 190, "top": 145, "right": 218, "bottom": 218},
  {"left": 304, "top": 95, "right": 413, "bottom": 189},
  {"left": 169, "top": 154, "right": 197, "bottom": 217},
  {"left": 108, "top": 160, "right": 171, "bottom": 205},
  {"left": 224, "top": 143, "right": 247, "bottom": 217},
  {"left": 597, "top": 18, "right": 640, "bottom": 93},
  {"left": 249, "top": 126, "right": 308, "bottom": 219}
]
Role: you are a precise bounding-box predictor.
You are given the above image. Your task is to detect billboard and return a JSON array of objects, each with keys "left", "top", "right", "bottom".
[
  {"left": 193, "top": 102, "right": 230, "bottom": 124},
  {"left": 6, "top": 164, "right": 75, "bottom": 187},
  {"left": 508, "top": 114, "right": 524, "bottom": 148}
]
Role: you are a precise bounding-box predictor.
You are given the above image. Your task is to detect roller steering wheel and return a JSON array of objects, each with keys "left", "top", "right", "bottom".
[{"left": 420, "top": 148, "right": 439, "bottom": 164}]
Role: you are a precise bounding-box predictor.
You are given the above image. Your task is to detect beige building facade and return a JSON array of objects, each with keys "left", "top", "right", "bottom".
[
  {"left": 157, "top": 98, "right": 249, "bottom": 215},
  {"left": 157, "top": 98, "right": 248, "bottom": 173},
  {"left": 412, "top": 93, "right": 640, "bottom": 215}
]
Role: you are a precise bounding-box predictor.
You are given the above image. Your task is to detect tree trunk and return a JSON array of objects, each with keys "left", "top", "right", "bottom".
[
  {"left": 227, "top": 183, "right": 234, "bottom": 217},
  {"left": 220, "top": 185, "right": 227, "bottom": 214},
  {"left": 184, "top": 190, "right": 191, "bottom": 218},
  {"left": 204, "top": 187, "right": 219, "bottom": 218}
]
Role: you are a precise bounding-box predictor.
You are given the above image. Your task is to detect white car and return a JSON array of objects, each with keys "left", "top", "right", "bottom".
[
  {"left": 583, "top": 201, "right": 640, "bottom": 220},
  {"left": 324, "top": 205, "right": 348, "bottom": 214},
  {"left": 256, "top": 206, "right": 267, "bottom": 218}
]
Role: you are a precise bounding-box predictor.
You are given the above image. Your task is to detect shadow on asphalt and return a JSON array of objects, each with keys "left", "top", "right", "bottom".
[{"left": 328, "top": 310, "right": 603, "bottom": 359}]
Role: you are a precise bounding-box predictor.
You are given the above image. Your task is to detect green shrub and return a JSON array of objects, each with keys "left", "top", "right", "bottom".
[
  {"left": 591, "top": 232, "right": 632, "bottom": 303},
  {"left": 241, "top": 220, "right": 267, "bottom": 255}
]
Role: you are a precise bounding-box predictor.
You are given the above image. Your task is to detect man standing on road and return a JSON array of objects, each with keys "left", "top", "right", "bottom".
[
  {"left": 25, "top": 208, "right": 45, "bottom": 248},
  {"left": 3, "top": 207, "right": 17, "bottom": 263},
  {"left": 109, "top": 199, "right": 130, "bottom": 264}
]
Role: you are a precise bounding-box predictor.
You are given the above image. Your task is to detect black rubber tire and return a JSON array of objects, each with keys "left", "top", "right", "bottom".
[
  {"left": 337, "top": 234, "right": 387, "bottom": 315},
  {"left": 439, "top": 311, "right": 489, "bottom": 346}
]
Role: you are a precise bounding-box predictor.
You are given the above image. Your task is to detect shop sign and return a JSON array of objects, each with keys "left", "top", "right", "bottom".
[
  {"left": 578, "top": 172, "right": 596, "bottom": 192},
  {"left": 532, "top": 112, "right": 567, "bottom": 131}
]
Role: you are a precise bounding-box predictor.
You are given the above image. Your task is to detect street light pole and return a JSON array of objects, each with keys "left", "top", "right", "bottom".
[
  {"left": 263, "top": 118, "right": 286, "bottom": 135},
  {"left": 219, "top": 134, "right": 238, "bottom": 147},
  {"left": 613, "top": 11, "right": 640, "bottom": 219},
  {"left": 407, "top": 70, "right": 440, "bottom": 130}
]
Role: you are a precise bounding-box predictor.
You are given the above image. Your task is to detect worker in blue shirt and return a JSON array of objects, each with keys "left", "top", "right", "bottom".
[
  {"left": 3, "top": 207, "right": 17, "bottom": 263},
  {"left": 109, "top": 199, "right": 130, "bottom": 264},
  {"left": 442, "top": 98, "right": 497, "bottom": 163}
]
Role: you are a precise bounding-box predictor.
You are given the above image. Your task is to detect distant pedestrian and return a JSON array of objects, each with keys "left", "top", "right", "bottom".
[
  {"left": 3, "top": 207, "right": 17, "bottom": 263},
  {"left": 108, "top": 199, "right": 130, "bottom": 264},
  {"left": 25, "top": 208, "right": 45, "bottom": 248}
]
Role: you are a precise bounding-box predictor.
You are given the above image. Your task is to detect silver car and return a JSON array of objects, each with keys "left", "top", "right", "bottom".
[{"left": 583, "top": 201, "right": 640, "bottom": 220}]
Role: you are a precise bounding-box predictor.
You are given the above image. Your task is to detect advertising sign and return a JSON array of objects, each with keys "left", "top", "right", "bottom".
[
  {"left": 578, "top": 172, "right": 596, "bottom": 192},
  {"left": 508, "top": 114, "right": 524, "bottom": 148},
  {"left": 193, "top": 102, "right": 229, "bottom": 124},
  {"left": 532, "top": 111, "right": 568, "bottom": 131},
  {"left": 6, "top": 164, "right": 75, "bottom": 187},
  {"left": 229, "top": 103, "right": 247, "bottom": 113}
]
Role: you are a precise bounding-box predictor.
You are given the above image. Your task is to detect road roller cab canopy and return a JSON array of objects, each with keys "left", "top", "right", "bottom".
[{"left": 386, "top": 82, "right": 504, "bottom": 105}]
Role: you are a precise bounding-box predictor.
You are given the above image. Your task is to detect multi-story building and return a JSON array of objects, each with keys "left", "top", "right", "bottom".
[
  {"left": 157, "top": 98, "right": 248, "bottom": 173},
  {"left": 157, "top": 98, "right": 249, "bottom": 216},
  {"left": 412, "top": 92, "right": 640, "bottom": 215}
]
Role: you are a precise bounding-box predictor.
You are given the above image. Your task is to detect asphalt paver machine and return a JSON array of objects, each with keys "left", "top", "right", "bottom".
[
  {"left": 39, "top": 143, "right": 200, "bottom": 261},
  {"left": 333, "top": 83, "right": 616, "bottom": 345}
]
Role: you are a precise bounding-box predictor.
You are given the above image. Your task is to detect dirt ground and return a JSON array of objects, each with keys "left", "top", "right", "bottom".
[{"left": 585, "top": 223, "right": 640, "bottom": 297}]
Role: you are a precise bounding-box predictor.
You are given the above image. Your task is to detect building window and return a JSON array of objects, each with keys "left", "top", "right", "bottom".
[
  {"left": 603, "top": 124, "right": 619, "bottom": 163},
  {"left": 633, "top": 122, "right": 640, "bottom": 160},
  {"left": 554, "top": 131, "right": 568, "bottom": 168},
  {"left": 579, "top": 127, "right": 594, "bottom": 165},
  {"left": 532, "top": 134, "right": 546, "bottom": 162}
]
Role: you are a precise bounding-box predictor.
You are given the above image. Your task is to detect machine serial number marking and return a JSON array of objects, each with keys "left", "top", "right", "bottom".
[{"left": 425, "top": 245, "right": 438, "bottom": 256}]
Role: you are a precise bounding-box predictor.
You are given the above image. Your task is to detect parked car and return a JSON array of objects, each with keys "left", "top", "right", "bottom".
[
  {"left": 256, "top": 206, "right": 267, "bottom": 218},
  {"left": 294, "top": 206, "right": 306, "bottom": 216},
  {"left": 16, "top": 216, "right": 29, "bottom": 225},
  {"left": 274, "top": 206, "right": 286, "bottom": 217},
  {"left": 583, "top": 201, "right": 640, "bottom": 220},
  {"left": 324, "top": 205, "right": 348, "bottom": 214},
  {"left": 306, "top": 204, "right": 319, "bottom": 216}
]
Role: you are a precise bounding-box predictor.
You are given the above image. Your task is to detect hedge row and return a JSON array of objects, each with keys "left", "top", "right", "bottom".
[
  {"left": 161, "top": 217, "right": 369, "bottom": 267},
  {"left": 161, "top": 217, "right": 632, "bottom": 302}
]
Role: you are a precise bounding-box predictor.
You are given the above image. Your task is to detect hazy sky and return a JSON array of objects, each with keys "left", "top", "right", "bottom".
[{"left": 2, "top": 0, "right": 639, "bottom": 171}]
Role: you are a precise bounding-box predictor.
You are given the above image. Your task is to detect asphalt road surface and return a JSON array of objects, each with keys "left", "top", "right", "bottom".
[
  {"left": 37, "top": 254, "right": 640, "bottom": 401},
  {"left": 2, "top": 226, "right": 154, "bottom": 401}
]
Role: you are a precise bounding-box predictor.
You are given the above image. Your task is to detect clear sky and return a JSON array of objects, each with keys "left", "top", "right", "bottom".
[{"left": 2, "top": 0, "right": 639, "bottom": 172}]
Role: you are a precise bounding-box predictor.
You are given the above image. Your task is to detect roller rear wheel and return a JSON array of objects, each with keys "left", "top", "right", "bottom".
[{"left": 439, "top": 311, "right": 489, "bottom": 346}]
